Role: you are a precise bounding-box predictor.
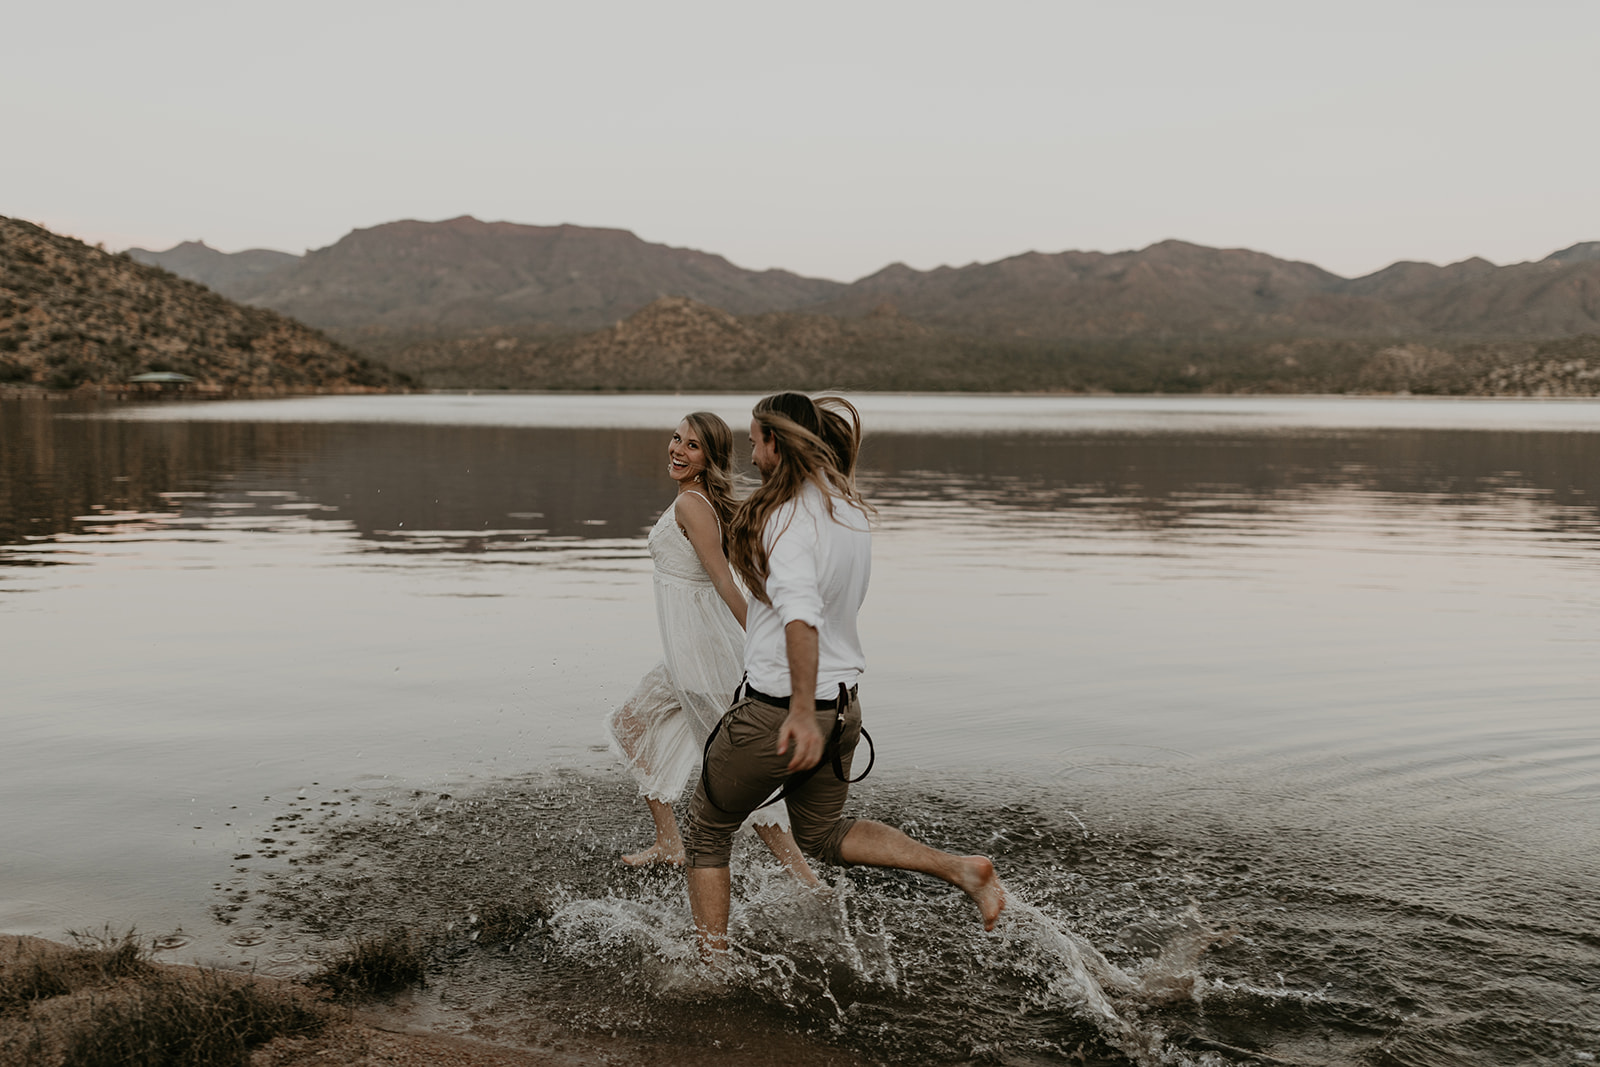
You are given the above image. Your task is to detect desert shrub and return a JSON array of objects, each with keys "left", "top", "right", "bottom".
[
  {"left": 47, "top": 970, "right": 325, "bottom": 1067},
  {"left": 45, "top": 360, "right": 90, "bottom": 390},
  {"left": 307, "top": 931, "right": 426, "bottom": 1001},
  {"left": 0, "top": 930, "right": 148, "bottom": 1013}
]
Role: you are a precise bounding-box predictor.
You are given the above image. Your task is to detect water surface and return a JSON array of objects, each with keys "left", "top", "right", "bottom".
[{"left": 2, "top": 394, "right": 1597, "bottom": 1065}]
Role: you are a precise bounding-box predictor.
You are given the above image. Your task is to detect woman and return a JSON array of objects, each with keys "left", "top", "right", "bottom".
[{"left": 604, "top": 411, "right": 819, "bottom": 885}]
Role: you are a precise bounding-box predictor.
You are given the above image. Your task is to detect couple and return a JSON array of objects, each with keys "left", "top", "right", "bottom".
[{"left": 605, "top": 392, "right": 1006, "bottom": 956}]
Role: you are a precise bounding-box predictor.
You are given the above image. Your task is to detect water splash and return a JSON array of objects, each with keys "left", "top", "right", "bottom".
[
  {"left": 986, "top": 898, "right": 1229, "bottom": 1066},
  {"left": 234, "top": 769, "right": 1596, "bottom": 1065},
  {"left": 545, "top": 856, "right": 1228, "bottom": 1066}
]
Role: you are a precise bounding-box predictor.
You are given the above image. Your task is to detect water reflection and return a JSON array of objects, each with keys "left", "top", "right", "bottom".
[
  {"left": 2, "top": 402, "right": 669, "bottom": 558},
  {"left": 5, "top": 398, "right": 1598, "bottom": 565}
]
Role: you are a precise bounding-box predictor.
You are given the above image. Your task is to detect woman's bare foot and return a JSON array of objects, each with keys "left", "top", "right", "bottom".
[
  {"left": 623, "top": 798, "right": 686, "bottom": 866},
  {"left": 621, "top": 841, "right": 685, "bottom": 866},
  {"left": 955, "top": 855, "right": 1007, "bottom": 930}
]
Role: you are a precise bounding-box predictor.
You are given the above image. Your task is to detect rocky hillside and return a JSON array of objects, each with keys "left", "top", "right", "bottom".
[
  {"left": 373, "top": 296, "right": 1600, "bottom": 396},
  {"left": 0, "top": 217, "right": 398, "bottom": 391},
  {"left": 374, "top": 297, "right": 931, "bottom": 390}
]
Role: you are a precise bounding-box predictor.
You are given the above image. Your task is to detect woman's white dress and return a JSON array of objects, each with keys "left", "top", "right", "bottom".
[{"left": 605, "top": 493, "right": 789, "bottom": 830}]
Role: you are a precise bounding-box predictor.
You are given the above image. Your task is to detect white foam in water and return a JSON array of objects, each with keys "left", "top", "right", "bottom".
[
  {"left": 547, "top": 864, "right": 885, "bottom": 1007},
  {"left": 987, "top": 898, "right": 1230, "bottom": 1066},
  {"left": 548, "top": 861, "right": 1227, "bottom": 1065}
]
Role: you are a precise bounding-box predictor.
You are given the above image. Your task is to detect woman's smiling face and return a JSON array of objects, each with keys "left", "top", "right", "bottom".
[{"left": 667, "top": 420, "right": 706, "bottom": 483}]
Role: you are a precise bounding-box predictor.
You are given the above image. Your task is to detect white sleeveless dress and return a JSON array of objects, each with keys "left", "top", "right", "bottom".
[{"left": 605, "top": 492, "right": 789, "bottom": 830}]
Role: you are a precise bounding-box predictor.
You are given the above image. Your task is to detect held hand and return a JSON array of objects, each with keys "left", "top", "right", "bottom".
[{"left": 776, "top": 706, "right": 825, "bottom": 774}]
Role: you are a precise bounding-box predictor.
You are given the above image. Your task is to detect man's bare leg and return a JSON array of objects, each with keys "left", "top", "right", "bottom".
[
  {"left": 622, "top": 798, "right": 685, "bottom": 866},
  {"left": 686, "top": 865, "right": 731, "bottom": 960},
  {"left": 753, "top": 823, "right": 822, "bottom": 887},
  {"left": 837, "top": 820, "right": 1007, "bottom": 930}
]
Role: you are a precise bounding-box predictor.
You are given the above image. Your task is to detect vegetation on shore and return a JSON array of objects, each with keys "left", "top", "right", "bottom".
[
  {"left": 0, "top": 217, "right": 403, "bottom": 393},
  {"left": 1, "top": 931, "right": 325, "bottom": 1066},
  {"left": 306, "top": 932, "right": 427, "bottom": 1002},
  {"left": 362, "top": 296, "right": 1600, "bottom": 396},
  {"left": 0, "top": 930, "right": 442, "bottom": 1067}
]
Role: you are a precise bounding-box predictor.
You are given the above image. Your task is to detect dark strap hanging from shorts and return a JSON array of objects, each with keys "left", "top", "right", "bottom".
[{"left": 699, "top": 677, "right": 875, "bottom": 814}]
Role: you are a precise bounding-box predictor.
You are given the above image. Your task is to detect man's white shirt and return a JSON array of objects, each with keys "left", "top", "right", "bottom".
[{"left": 743, "top": 482, "right": 871, "bottom": 699}]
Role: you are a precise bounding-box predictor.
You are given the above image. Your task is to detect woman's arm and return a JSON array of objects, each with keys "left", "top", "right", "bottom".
[{"left": 676, "top": 494, "right": 748, "bottom": 629}]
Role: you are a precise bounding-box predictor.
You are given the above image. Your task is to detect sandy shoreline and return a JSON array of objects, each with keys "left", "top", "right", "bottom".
[{"left": 0, "top": 934, "right": 586, "bottom": 1067}]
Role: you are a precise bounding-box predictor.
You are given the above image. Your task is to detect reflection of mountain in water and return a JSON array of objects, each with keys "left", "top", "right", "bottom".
[
  {"left": 0, "top": 404, "right": 673, "bottom": 552},
  {"left": 4, "top": 399, "right": 1599, "bottom": 558},
  {"left": 863, "top": 429, "right": 1600, "bottom": 539}
]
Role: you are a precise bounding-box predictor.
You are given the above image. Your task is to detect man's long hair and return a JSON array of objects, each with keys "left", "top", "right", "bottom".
[
  {"left": 729, "top": 393, "right": 872, "bottom": 603},
  {"left": 681, "top": 411, "right": 738, "bottom": 551}
]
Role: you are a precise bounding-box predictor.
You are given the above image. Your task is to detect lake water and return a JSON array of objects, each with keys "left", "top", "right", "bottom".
[{"left": 2, "top": 393, "right": 1597, "bottom": 1065}]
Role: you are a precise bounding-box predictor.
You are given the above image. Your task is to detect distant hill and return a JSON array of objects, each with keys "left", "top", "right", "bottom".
[
  {"left": 136, "top": 220, "right": 1600, "bottom": 346},
  {"left": 134, "top": 216, "right": 845, "bottom": 333},
  {"left": 1544, "top": 241, "right": 1600, "bottom": 265},
  {"left": 118, "top": 216, "right": 1600, "bottom": 395},
  {"left": 818, "top": 239, "right": 1600, "bottom": 341},
  {"left": 0, "top": 217, "right": 399, "bottom": 391},
  {"left": 126, "top": 240, "right": 300, "bottom": 293}
]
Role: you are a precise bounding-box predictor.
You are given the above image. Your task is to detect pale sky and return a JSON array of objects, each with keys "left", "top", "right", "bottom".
[{"left": 5, "top": 0, "right": 1597, "bottom": 283}]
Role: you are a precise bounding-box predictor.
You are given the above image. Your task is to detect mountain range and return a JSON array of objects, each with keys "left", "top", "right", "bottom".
[
  {"left": 10, "top": 212, "right": 1595, "bottom": 395},
  {"left": 129, "top": 216, "right": 1600, "bottom": 344},
  {"left": 133, "top": 216, "right": 840, "bottom": 333}
]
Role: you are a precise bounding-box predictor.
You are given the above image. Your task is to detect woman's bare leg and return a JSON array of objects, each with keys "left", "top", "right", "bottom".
[
  {"left": 753, "top": 823, "right": 821, "bottom": 887},
  {"left": 622, "top": 797, "right": 686, "bottom": 866}
]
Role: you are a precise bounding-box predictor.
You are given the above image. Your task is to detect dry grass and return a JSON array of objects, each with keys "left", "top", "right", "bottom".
[
  {"left": 306, "top": 932, "right": 427, "bottom": 1002},
  {"left": 0, "top": 932, "right": 325, "bottom": 1067},
  {"left": 0, "top": 928, "right": 147, "bottom": 1013}
]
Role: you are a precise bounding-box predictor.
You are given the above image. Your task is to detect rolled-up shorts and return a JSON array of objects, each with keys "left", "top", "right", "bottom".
[{"left": 685, "top": 690, "right": 861, "bottom": 868}]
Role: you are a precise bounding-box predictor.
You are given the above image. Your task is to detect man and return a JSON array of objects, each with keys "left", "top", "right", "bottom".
[{"left": 684, "top": 392, "right": 1006, "bottom": 956}]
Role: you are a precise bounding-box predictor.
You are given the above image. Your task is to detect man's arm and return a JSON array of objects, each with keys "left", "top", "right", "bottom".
[{"left": 775, "top": 620, "right": 825, "bottom": 773}]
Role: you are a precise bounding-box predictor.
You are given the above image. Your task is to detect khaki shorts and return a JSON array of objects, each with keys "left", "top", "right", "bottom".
[{"left": 684, "top": 692, "right": 861, "bottom": 868}]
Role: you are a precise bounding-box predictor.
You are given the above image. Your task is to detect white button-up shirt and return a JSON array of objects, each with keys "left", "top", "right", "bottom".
[{"left": 744, "top": 482, "right": 871, "bottom": 699}]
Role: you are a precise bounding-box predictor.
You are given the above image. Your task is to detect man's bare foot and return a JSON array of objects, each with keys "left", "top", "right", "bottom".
[
  {"left": 621, "top": 842, "right": 685, "bottom": 866},
  {"left": 955, "top": 855, "right": 1007, "bottom": 930}
]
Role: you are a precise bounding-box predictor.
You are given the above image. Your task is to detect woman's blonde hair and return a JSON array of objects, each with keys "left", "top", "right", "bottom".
[
  {"left": 681, "top": 411, "right": 737, "bottom": 551},
  {"left": 729, "top": 393, "right": 872, "bottom": 603}
]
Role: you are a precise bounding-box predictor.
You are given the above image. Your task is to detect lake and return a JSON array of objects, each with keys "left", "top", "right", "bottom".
[{"left": 2, "top": 392, "right": 1597, "bottom": 1065}]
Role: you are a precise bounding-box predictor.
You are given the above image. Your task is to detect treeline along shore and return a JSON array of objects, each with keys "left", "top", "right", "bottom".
[{"left": 6, "top": 213, "right": 1600, "bottom": 395}]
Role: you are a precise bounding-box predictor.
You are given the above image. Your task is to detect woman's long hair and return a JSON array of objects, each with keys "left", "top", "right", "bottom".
[
  {"left": 729, "top": 393, "right": 872, "bottom": 603},
  {"left": 681, "top": 411, "right": 737, "bottom": 552}
]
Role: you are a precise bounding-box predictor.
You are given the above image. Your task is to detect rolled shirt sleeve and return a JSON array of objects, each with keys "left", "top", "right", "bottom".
[
  {"left": 743, "top": 483, "right": 870, "bottom": 699},
  {"left": 763, "top": 501, "right": 824, "bottom": 631}
]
